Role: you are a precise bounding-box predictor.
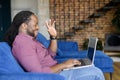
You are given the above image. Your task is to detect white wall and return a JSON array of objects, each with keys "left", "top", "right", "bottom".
[
  {"left": 11, "top": 0, "right": 38, "bottom": 20},
  {"left": 37, "top": 0, "right": 50, "bottom": 39},
  {"left": 11, "top": 0, "right": 49, "bottom": 39}
]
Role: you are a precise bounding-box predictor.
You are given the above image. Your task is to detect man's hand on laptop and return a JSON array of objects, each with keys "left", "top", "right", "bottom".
[{"left": 62, "top": 59, "right": 81, "bottom": 69}]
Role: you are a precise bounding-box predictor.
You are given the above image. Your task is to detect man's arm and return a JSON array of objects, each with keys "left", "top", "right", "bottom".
[
  {"left": 49, "top": 39, "right": 57, "bottom": 53},
  {"left": 50, "top": 59, "right": 81, "bottom": 73},
  {"left": 45, "top": 19, "right": 57, "bottom": 53}
]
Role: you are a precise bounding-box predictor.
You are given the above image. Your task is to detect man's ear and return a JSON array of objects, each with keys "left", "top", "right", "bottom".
[
  {"left": 19, "top": 23, "right": 28, "bottom": 32},
  {"left": 21, "top": 23, "right": 27, "bottom": 30}
]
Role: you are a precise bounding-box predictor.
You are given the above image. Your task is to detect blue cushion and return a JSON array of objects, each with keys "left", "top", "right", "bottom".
[
  {"left": 0, "top": 42, "right": 24, "bottom": 73},
  {"left": 94, "top": 51, "right": 113, "bottom": 68},
  {"left": 55, "top": 51, "right": 86, "bottom": 58},
  {"left": 36, "top": 33, "right": 50, "bottom": 48},
  {"left": 58, "top": 41, "right": 79, "bottom": 51},
  {"left": 36, "top": 33, "right": 63, "bottom": 55},
  {"left": 0, "top": 73, "right": 65, "bottom": 80}
]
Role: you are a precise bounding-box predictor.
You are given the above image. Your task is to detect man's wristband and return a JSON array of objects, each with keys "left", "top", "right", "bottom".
[{"left": 50, "top": 36, "right": 57, "bottom": 40}]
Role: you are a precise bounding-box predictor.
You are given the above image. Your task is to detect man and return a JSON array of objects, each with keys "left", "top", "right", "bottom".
[{"left": 5, "top": 11, "right": 104, "bottom": 80}]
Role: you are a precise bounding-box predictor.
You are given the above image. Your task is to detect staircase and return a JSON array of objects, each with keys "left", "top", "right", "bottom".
[
  {"left": 64, "top": 0, "right": 120, "bottom": 39},
  {"left": 51, "top": 0, "right": 120, "bottom": 40}
]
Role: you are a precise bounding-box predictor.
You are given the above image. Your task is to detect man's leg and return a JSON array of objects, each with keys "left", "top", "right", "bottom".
[{"left": 59, "top": 66, "right": 105, "bottom": 80}]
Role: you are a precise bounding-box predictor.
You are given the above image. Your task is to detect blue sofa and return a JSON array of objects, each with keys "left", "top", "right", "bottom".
[
  {"left": 0, "top": 33, "right": 113, "bottom": 80},
  {"left": 0, "top": 42, "right": 65, "bottom": 80},
  {"left": 36, "top": 33, "right": 114, "bottom": 74}
]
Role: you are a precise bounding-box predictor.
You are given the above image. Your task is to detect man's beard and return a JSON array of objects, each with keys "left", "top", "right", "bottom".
[{"left": 27, "top": 30, "right": 38, "bottom": 38}]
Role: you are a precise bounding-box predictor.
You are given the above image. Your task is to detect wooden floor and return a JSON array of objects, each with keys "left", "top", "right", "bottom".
[{"left": 104, "top": 62, "right": 120, "bottom": 80}]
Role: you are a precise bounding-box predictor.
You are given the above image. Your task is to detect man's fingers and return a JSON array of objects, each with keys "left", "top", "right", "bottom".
[
  {"left": 48, "top": 19, "right": 51, "bottom": 26},
  {"left": 45, "top": 21, "right": 50, "bottom": 29},
  {"left": 45, "top": 19, "right": 55, "bottom": 29},
  {"left": 52, "top": 21, "right": 56, "bottom": 27}
]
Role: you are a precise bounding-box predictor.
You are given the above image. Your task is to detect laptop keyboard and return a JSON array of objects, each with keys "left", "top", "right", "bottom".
[
  {"left": 82, "top": 58, "right": 92, "bottom": 64},
  {"left": 79, "top": 59, "right": 86, "bottom": 66},
  {"left": 74, "top": 58, "right": 91, "bottom": 67}
]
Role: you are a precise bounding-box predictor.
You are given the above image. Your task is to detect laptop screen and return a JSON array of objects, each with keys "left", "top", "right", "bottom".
[
  {"left": 87, "top": 47, "right": 94, "bottom": 61},
  {"left": 87, "top": 37, "right": 98, "bottom": 62}
]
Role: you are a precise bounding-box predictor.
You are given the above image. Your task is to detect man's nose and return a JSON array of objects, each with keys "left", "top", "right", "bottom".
[{"left": 36, "top": 25, "right": 39, "bottom": 30}]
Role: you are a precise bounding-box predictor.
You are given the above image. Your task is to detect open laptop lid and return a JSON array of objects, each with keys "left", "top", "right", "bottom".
[{"left": 87, "top": 37, "right": 98, "bottom": 64}]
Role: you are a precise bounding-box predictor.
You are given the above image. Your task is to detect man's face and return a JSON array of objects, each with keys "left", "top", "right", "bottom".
[{"left": 26, "top": 15, "right": 39, "bottom": 38}]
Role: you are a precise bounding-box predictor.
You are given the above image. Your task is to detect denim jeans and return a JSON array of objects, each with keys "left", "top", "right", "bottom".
[{"left": 59, "top": 66, "right": 105, "bottom": 80}]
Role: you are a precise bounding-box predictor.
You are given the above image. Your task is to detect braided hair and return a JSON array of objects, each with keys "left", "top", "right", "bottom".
[{"left": 4, "top": 11, "right": 34, "bottom": 48}]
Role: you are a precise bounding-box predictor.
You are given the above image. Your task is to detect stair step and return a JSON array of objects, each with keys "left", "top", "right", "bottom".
[
  {"left": 106, "top": 1, "right": 115, "bottom": 7},
  {"left": 72, "top": 26, "right": 84, "bottom": 30},
  {"left": 97, "top": 1, "right": 120, "bottom": 12},
  {"left": 64, "top": 32, "right": 75, "bottom": 36},
  {"left": 108, "top": 1, "right": 120, "bottom": 6},
  {"left": 89, "top": 13, "right": 105, "bottom": 18},
  {"left": 103, "top": 6, "right": 114, "bottom": 9},
  {"left": 97, "top": 6, "right": 114, "bottom": 12},
  {"left": 80, "top": 19, "right": 95, "bottom": 24},
  {"left": 112, "top": 0, "right": 120, "bottom": 2}
]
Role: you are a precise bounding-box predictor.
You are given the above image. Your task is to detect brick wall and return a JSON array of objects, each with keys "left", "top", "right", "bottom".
[{"left": 49, "top": 0, "right": 117, "bottom": 49}]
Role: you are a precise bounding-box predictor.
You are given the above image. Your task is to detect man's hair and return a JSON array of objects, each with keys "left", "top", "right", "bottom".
[{"left": 4, "top": 11, "right": 34, "bottom": 48}]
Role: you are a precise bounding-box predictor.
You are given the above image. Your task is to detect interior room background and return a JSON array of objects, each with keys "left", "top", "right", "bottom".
[{"left": 7, "top": 0, "right": 119, "bottom": 50}]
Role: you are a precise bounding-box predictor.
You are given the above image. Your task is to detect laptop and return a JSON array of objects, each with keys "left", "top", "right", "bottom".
[{"left": 63, "top": 37, "right": 98, "bottom": 70}]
